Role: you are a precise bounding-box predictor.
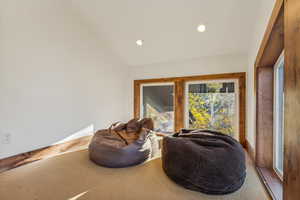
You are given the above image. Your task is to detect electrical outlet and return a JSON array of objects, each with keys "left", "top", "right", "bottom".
[{"left": 2, "top": 133, "right": 11, "bottom": 144}]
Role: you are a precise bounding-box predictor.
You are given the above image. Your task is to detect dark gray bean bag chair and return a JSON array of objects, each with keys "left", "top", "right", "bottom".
[
  {"left": 89, "top": 118, "right": 159, "bottom": 168},
  {"left": 162, "top": 129, "right": 246, "bottom": 195}
]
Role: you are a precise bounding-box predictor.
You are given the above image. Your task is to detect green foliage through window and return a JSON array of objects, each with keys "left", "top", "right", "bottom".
[{"left": 188, "top": 82, "right": 236, "bottom": 138}]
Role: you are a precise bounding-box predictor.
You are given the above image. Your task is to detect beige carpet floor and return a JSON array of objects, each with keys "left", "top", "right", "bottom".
[{"left": 0, "top": 149, "right": 270, "bottom": 200}]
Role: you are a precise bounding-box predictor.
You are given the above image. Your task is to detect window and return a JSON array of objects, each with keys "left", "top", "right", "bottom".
[
  {"left": 185, "top": 80, "right": 239, "bottom": 141},
  {"left": 134, "top": 73, "right": 246, "bottom": 145},
  {"left": 141, "top": 83, "right": 175, "bottom": 132},
  {"left": 274, "top": 53, "right": 285, "bottom": 178}
]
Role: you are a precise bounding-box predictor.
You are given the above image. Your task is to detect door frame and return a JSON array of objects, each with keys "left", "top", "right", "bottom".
[{"left": 134, "top": 72, "right": 246, "bottom": 146}]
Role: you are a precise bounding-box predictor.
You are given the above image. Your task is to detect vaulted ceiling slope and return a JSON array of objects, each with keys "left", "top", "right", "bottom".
[{"left": 71, "top": 0, "right": 260, "bottom": 66}]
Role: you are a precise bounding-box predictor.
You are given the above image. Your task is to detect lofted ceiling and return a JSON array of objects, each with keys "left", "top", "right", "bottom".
[{"left": 71, "top": 0, "right": 259, "bottom": 66}]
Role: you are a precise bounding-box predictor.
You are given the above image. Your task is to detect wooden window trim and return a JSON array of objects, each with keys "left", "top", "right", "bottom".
[
  {"left": 283, "top": 0, "right": 300, "bottom": 199},
  {"left": 134, "top": 72, "right": 246, "bottom": 147},
  {"left": 254, "top": 0, "right": 284, "bottom": 199}
]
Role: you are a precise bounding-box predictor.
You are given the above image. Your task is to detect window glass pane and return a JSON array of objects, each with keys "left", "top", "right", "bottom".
[
  {"left": 275, "top": 60, "right": 284, "bottom": 176},
  {"left": 187, "top": 81, "right": 238, "bottom": 140},
  {"left": 142, "top": 84, "right": 174, "bottom": 132}
]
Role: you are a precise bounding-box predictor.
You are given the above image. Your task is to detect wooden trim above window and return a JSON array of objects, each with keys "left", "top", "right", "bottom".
[
  {"left": 134, "top": 72, "right": 246, "bottom": 147},
  {"left": 255, "top": 0, "right": 284, "bottom": 69}
]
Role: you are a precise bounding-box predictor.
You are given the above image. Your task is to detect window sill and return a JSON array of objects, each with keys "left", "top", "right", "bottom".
[{"left": 256, "top": 167, "right": 283, "bottom": 200}]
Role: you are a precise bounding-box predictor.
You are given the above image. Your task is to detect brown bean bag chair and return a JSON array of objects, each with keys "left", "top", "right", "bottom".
[
  {"left": 162, "top": 129, "right": 246, "bottom": 195},
  {"left": 89, "top": 118, "right": 159, "bottom": 168}
]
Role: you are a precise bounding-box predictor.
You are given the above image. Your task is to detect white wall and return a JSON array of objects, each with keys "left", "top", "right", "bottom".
[
  {"left": 129, "top": 54, "right": 248, "bottom": 80},
  {"left": 0, "top": 0, "right": 129, "bottom": 159},
  {"left": 246, "top": 0, "right": 276, "bottom": 149},
  {"left": 126, "top": 54, "right": 248, "bottom": 132}
]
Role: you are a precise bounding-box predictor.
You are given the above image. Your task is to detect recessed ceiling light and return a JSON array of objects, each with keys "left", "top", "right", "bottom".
[
  {"left": 136, "top": 40, "right": 143, "bottom": 46},
  {"left": 197, "top": 24, "right": 206, "bottom": 32}
]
